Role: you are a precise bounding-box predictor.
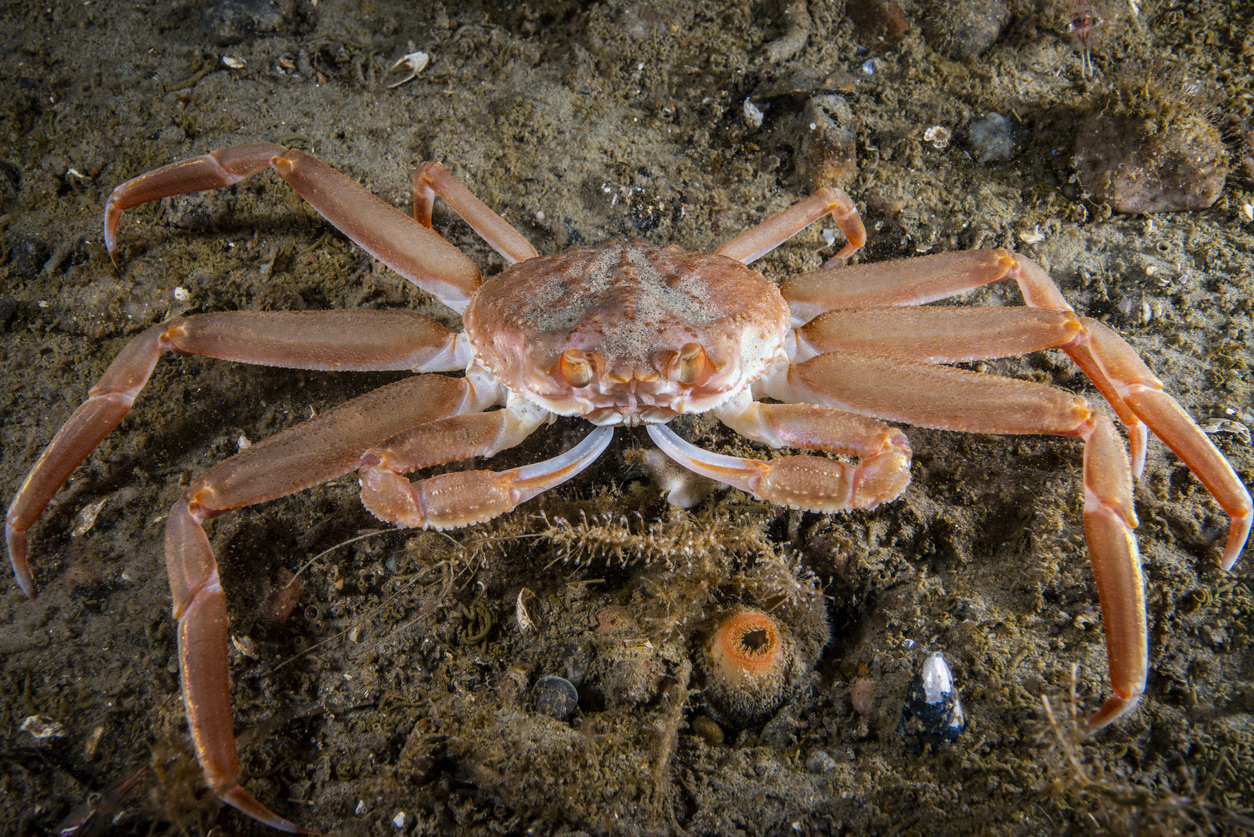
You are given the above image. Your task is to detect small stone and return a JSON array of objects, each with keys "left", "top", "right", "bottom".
[
  {"left": 847, "top": 0, "right": 908, "bottom": 45},
  {"left": 922, "top": 0, "right": 1009, "bottom": 58},
  {"left": 690, "top": 714, "right": 724, "bottom": 746},
  {"left": 21, "top": 715, "right": 66, "bottom": 740},
  {"left": 798, "top": 100, "right": 857, "bottom": 191},
  {"left": 806, "top": 749, "right": 837, "bottom": 773},
  {"left": 533, "top": 675, "right": 579, "bottom": 721},
  {"left": 201, "top": 0, "right": 292, "bottom": 46},
  {"left": 968, "top": 112, "right": 1019, "bottom": 164},
  {"left": 561, "top": 641, "right": 593, "bottom": 686},
  {"left": 1074, "top": 110, "right": 1227, "bottom": 213},
  {"left": 897, "top": 652, "right": 965, "bottom": 750},
  {"left": 850, "top": 676, "right": 877, "bottom": 715}
]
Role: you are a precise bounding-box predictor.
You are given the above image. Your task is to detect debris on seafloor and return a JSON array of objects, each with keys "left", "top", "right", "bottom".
[
  {"left": 898, "top": 651, "right": 966, "bottom": 750},
  {"left": 846, "top": 0, "right": 909, "bottom": 46}
]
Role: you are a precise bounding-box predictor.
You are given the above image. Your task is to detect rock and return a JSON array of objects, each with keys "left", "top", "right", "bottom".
[
  {"left": 922, "top": 0, "right": 1010, "bottom": 58},
  {"left": 847, "top": 0, "right": 909, "bottom": 45},
  {"left": 533, "top": 676, "right": 579, "bottom": 721},
  {"left": 1074, "top": 110, "right": 1228, "bottom": 213},
  {"left": 798, "top": 99, "right": 857, "bottom": 191}
]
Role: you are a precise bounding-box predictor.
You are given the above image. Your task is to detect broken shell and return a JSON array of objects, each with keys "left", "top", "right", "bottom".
[{"left": 21, "top": 715, "right": 66, "bottom": 740}]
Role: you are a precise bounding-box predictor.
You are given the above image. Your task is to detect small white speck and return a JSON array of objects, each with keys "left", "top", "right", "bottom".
[
  {"left": 356, "top": 800, "right": 366, "bottom": 814},
  {"left": 535, "top": 209, "right": 546, "bottom": 222},
  {"left": 173, "top": 286, "right": 190, "bottom": 301},
  {"left": 237, "top": 434, "right": 252, "bottom": 450},
  {"left": 222, "top": 56, "right": 245, "bottom": 69},
  {"left": 393, "top": 811, "right": 407, "bottom": 828},
  {"left": 1243, "top": 202, "right": 1254, "bottom": 222}
]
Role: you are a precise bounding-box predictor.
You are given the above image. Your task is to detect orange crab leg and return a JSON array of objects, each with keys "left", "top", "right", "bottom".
[
  {"left": 780, "top": 248, "right": 1251, "bottom": 567},
  {"left": 1079, "top": 415, "right": 1146, "bottom": 731},
  {"left": 793, "top": 306, "right": 1082, "bottom": 364},
  {"left": 716, "top": 187, "right": 867, "bottom": 264},
  {"left": 5, "top": 312, "right": 468, "bottom": 599},
  {"left": 104, "top": 143, "right": 483, "bottom": 311},
  {"left": 361, "top": 423, "right": 613, "bottom": 528},
  {"left": 648, "top": 405, "right": 912, "bottom": 513},
  {"left": 164, "top": 416, "right": 607, "bottom": 829},
  {"left": 414, "top": 162, "right": 540, "bottom": 266},
  {"left": 166, "top": 498, "right": 312, "bottom": 833},
  {"left": 755, "top": 349, "right": 1153, "bottom": 730}
]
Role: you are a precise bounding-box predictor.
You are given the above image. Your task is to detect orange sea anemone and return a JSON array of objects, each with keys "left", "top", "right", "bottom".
[{"left": 702, "top": 607, "right": 794, "bottom": 724}]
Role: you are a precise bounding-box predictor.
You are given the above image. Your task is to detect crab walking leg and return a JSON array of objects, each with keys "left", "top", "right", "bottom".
[
  {"left": 104, "top": 143, "right": 482, "bottom": 311},
  {"left": 647, "top": 414, "right": 911, "bottom": 513},
  {"left": 165, "top": 499, "right": 312, "bottom": 833},
  {"left": 158, "top": 375, "right": 496, "bottom": 831},
  {"left": 792, "top": 306, "right": 1082, "bottom": 364},
  {"left": 1069, "top": 318, "right": 1252, "bottom": 568},
  {"left": 361, "top": 425, "right": 613, "bottom": 529},
  {"left": 779, "top": 249, "right": 1072, "bottom": 321},
  {"left": 715, "top": 188, "right": 867, "bottom": 265},
  {"left": 1080, "top": 415, "right": 1147, "bottom": 732},
  {"left": 5, "top": 312, "right": 470, "bottom": 599},
  {"left": 782, "top": 249, "right": 1250, "bottom": 564},
  {"left": 413, "top": 162, "right": 540, "bottom": 266},
  {"left": 761, "top": 352, "right": 1152, "bottom": 729},
  {"left": 761, "top": 352, "right": 1094, "bottom": 437}
]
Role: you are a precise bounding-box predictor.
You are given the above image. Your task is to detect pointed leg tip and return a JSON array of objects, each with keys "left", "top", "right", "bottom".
[
  {"left": 1082, "top": 693, "right": 1141, "bottom": 736},
  {"left": 5, "top": 524, "right": 36, "bottom": 599},
  {"left": 1222, "top": 519, "right": 1249, "bottom": 571},
  {"left": 221, "top": 785, "right": 316, "bottom": 834}
]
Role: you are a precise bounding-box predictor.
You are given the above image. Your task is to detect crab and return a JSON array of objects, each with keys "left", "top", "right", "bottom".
[{"left": 6, "top": 143, "right": 1251, "bottom": 831}]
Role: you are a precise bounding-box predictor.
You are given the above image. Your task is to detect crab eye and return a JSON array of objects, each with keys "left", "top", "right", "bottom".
[
  {"left": 560, "top": 348, "right": 592, "bottom": 387},
  {"left": 676, "top": 342, "right": 707, "bottom": 385}
]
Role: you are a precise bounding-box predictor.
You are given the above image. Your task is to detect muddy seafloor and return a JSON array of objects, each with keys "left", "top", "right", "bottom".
[{"left": 1, "top": 0, "right": 1253, "bottom": 834}]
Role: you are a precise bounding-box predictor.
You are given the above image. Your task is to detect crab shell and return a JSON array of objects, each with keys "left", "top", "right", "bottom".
[{"left": 463, "top": 241, "right": 790, "bottom": 425}]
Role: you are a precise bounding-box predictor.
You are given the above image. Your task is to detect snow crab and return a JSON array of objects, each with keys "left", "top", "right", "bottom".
[{"left": 6, "top": 144, "right": 1250, "bottom": 831}]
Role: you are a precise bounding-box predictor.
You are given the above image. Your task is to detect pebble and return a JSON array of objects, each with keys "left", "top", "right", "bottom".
[
  {"left": 201, "top": 0, "right": 291, "bottom": 46},
  {"left": 922, "top": 0, "right": 1009, "bottom": 58},
  {"left": 897, "top": 652, "right": 965, "bottom": 750},
  {"left": 846, "top": 0, "right": 909, "bottom": 45},
  {"left": 806, "top": 749, "right": 837, "bottom": 774},
  {"left": 1073, "top": 110, "right": 1228, "bottom": 213},
  {"left": 533, "top": 676, "right": 579, "bottom": 721},
  {"left": 690, "top": 714, "right": 724, "bottom": 746},
  {"left": 850, "top": 676, "right": 877, "bottom": 715},
  {"left": 798, "top": 99, "right": 857, "bottom": 190}
]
